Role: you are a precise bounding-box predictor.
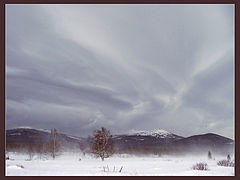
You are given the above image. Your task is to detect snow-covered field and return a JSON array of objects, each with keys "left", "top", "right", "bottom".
[{"left": 6, "top": 152, "right": 234, "bottom": 176}]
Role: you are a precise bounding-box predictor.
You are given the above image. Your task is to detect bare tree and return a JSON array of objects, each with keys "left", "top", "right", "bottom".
[
  {"left": 92, "top": 127, "right": 114, "bottom": 161},
  {"left": 48, "top": 129, "right": 59, "bottom": 159},
  {"left": 27, "top": 144, "right": 34, "bottom": 160},
  {"left": 36, "top": 143, "right": 44, "bottom": 159}
]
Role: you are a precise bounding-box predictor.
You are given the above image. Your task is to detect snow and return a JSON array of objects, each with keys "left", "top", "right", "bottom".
[
  {"left": 12, "top": 127, "right": 51, "bottom": 133},
  {"left": 9, "top": 133, "right": 21, "bottom": 136},
  {"left": 15, "top": 126, "right": 33, "bottom": 129},
  {"left": 36, "top": 129, "right": 51, "bottom": 133},
  {"left": 6, "top": 152, "right": 234, "bottom": 176},
  {"left": 127, "top": 129, "right": 175, "bottom": 138},
  {"left": 67, "top": 135, "right": 82, "bottom": 141}
]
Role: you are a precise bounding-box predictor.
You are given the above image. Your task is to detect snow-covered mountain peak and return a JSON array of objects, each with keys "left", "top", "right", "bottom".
[
  {"left": 128, "top": 129, "right": 173, "bottom": 137},
  {"left": 14, "top": 126, "right": 51, "bottom": 133},
  {"left": 15, "top": 126, "right": 32, "bottom": 129}
]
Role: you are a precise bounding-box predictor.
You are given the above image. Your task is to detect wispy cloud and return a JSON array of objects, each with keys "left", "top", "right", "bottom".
[{"left": 6, "top": 4, "right": 234, "bottom": 138}]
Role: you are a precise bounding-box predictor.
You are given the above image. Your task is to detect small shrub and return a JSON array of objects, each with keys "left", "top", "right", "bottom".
[
  {"left": 208, "top": 151, "right": 212, "bottom": 159},
  {"left": 16, "top": 164, "right": 24, "bottom": 168},
  {"left": 192, "top": 162, "right": 208, "bottom": 170},
  {"left": 217, "top": 160, "right": 234, "bottom": 167},
  {"left": 227, "top": 154, "right": 231, "bottom": 161}
]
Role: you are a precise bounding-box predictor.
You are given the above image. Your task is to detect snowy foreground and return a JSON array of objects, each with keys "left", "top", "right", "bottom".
[{"left": 6, "top": 152, "right": 234, "bottom": 176}]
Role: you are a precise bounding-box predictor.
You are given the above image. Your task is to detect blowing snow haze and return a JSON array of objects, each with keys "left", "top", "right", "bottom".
[{"left": 6, "top": 4, "right": 234, "bottom": 139}]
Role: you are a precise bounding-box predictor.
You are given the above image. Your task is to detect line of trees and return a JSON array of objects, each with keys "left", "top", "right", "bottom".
[
  {"left": 27, "top": 128, "right": 60, "bottom": 160},
  {"left": 6, "top": 127, "right": 116, "bottom": 161},
  {"left": 6, "top": 128, "right": 60, "bottom": 160}
]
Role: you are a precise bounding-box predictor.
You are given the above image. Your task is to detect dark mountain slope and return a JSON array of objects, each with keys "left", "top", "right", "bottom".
[{"left": 6, "top": 128, "right": 234, "bottom": 155}]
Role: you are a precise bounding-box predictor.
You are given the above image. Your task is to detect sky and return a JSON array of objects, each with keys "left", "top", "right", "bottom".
[{"left": 6, "top": 4, "right": 234, "bottom": 139}]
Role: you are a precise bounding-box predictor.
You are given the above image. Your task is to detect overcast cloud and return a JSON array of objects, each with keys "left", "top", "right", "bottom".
[{"left": 6, "top": 4, "right": 234, "bottom": 139}]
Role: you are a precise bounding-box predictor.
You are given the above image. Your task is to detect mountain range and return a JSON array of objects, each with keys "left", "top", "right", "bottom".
[{"left": 6, "top": 127, "right": 234, "bottom": 155}]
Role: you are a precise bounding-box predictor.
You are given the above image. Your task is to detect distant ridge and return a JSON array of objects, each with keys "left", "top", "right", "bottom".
[{"left": 6, "top": 127, "right": 234, "bottom": 155}]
